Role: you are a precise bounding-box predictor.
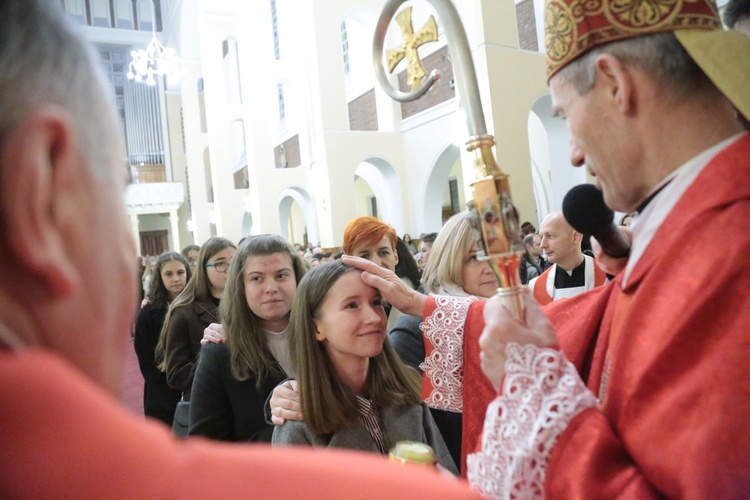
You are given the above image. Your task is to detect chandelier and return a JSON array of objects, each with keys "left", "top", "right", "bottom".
[{"left": 127, "top": 0, "right": 180, "bottom": 85}]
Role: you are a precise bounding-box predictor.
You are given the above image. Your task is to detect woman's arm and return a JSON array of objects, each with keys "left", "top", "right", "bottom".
[{"left": 272, "top": 420, "right": 312, "bottom": 446}]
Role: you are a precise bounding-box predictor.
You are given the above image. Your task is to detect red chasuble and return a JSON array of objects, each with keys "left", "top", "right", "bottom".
[{"left": 439, "top": 134, "right": 750, "bottom": 497}]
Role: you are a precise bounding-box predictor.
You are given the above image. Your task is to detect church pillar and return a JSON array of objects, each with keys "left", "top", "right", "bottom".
[
  {"left": 129, "top": 213, "right": 141, "bottom": 256},
  {"left": 169, "top": 210, "right": 181, "bottom": 252}
]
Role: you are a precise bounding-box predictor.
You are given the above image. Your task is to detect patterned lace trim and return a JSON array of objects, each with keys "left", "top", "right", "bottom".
[
  {"left": 467, "top": 343, "right": 597, "bottom": 499},
  {"left": 419, "top": 295, "right": 476, "bottom": 412}
]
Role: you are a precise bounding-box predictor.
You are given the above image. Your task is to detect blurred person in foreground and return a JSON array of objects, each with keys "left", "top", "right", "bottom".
[
  {"left": 0, "top": 2, "right": 475, "bottom": 497},
  {"left": 343, "top": 0, "right": 750, "bottom": 496}
]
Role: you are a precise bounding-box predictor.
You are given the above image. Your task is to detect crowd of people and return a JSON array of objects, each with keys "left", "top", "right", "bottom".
[{"left": 2, "top": 0, "right": 748, "bottom": 497}]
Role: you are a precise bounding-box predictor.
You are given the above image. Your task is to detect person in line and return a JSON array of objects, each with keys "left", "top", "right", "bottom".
[
  {"left": 416, "top": 232, "right": 437, "bottom": 271},
  {"left": 529, "top": 211, "right": 607, "bottom": 305},
  {"left": 272, "top": 261, "right": 457, "bottom": 474},
  {"left": 0, "top": 3, "right": 474, "bottom": 497},
  {"left": 160, "top": 237, "right": 235, "bottom": 397},
  {"left": 271, "top": 211, "right": 498, "bottom": 474},
  {"left": 181, "top": 244, "right": 200, "bottom": 273},
  {"left": 189, "top": 235, "right": 306, "bottom": 442},
  {"left": 402, "top": 233, "right": 417, "bottom": 254},
  {"left": 141, "top": 255, "right": 157, "bottom": 297},
  {"left": 134, "top": 251, "right": 191, "bottom": 426},
  {"left": 343, "top": 0, "right": 750, "bottom": 495},
  {"left": 343, "top": 216, "right": 405, "bottom": 331},
  {"left": 394, "top": 237, "right": 421, "bottom": 291}
]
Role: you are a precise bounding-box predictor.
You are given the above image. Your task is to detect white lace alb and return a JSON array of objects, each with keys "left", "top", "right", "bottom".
[
  {"left": 467, "top": 343, "right": 597, "bottom": 499},
  {"left": 419, "top": 295, "right": 476, "bottom": 412}
]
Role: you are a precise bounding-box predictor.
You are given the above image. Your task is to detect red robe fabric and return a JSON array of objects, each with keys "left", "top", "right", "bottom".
[
  {"left": 540, "top": 134, "right": 750, "bottom": 498},
  {"left": 467, "top": 133, "right": 750, "bottom": 497},
  {"left": 0, "top": 348, "right": 477, "bottom": 499}
]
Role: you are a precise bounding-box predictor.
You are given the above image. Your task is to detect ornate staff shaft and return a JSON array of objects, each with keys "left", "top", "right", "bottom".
[{"left": 373, "top": 0, "right": 524, "bottom": 319}]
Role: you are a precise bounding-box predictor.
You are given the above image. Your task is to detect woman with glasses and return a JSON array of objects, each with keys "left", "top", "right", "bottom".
[
  {"left": 134, "top": 251, "right": 191, "bottom": 426},
  {"left": 158, "top": 237, "right": 236, "bottom": 399},
  {"left": 188, "top": 235, "right": 307, "bottom": 442}
]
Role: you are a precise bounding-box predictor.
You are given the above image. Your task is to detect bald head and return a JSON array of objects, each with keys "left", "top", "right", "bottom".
[{"left": 539, "top": 212, "right": 583, "bottom": 271}]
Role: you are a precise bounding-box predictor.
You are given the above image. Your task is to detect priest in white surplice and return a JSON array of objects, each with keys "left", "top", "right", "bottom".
[{"left": 529, "top": 212, "right": 607, "bottom": 305}]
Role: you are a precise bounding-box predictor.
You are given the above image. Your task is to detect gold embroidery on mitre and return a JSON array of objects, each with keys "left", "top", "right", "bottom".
[
  {"left": 606, "top": 0, "right": 684, "bottom": 31},
  {"left": 545, "top": 0, "right": 577, "bottom": 66},
  {"left": 545, "top": 0, "right": 722, "bottom": 78}
]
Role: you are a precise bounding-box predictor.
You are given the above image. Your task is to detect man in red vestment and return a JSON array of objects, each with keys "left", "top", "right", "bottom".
[
  {"left": 345, "top": 0, "right": 750, "bottom": 497},
  {"left": 0, "top": 3, "right": 477, "bottom": 498}
]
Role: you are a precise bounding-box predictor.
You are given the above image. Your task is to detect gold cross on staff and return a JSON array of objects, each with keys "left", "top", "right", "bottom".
[{"left": 385, "top": 7, "right": 438, "bottom": 91}]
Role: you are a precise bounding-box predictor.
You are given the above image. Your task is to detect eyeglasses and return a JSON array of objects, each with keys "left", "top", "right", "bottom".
[{"left": 205, "top": 261, "right": 230, "bottom": 273}]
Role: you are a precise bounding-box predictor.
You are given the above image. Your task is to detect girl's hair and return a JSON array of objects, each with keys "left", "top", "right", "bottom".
[
  {"left": 147, "top": 251, "right": 192, "bottom": 310},
  {"left": 394, "top": 237, "right": 421, "bottom": 290},
  {"left": 221, "top": 234, "right": 307, "bottom": 385},
  {"left": 342, "top": 216, "right": 397, "bottom": 255},
  {"left": 290, "top": 260, "right": 421, "bottom": 436},
  {"left": 156, "top": 237, "right": 235, "bottom": 368},
  {"left": 422, "top": 211, "right": 477, "bottom": 294}
]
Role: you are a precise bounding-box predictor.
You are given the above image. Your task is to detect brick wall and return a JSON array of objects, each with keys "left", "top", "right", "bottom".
[
  {"left": 348, "top": 89, "right": 379, "bottom": 131},
  {"left": 516, "top": 0, "right": 538, "bottom": 52},
  {"left": 274, "top": 134, "right": 300, "bottom": 168},
  {"left": 398, "top": 46, "right": 455, "bottom": 119}
]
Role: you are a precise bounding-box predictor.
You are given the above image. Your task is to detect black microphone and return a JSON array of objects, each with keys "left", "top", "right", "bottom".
[{"left": 562, "top": 184, "right": 630, "bottom": 258}]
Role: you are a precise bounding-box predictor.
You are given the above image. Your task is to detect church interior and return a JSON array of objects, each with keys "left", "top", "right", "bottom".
[{"left": 64, "top": 0, "right": 733, "bottom": 254}]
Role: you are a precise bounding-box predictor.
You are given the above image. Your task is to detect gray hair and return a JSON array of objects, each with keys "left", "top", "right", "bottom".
[
  {"left": 0, "top": 1, "right": 121, "bottom": 181},
  {"left": 556, "top": 32, "right": 713, "bottom": 103}
]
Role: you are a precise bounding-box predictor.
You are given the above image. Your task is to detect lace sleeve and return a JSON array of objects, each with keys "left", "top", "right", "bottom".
[{"left": 467, "top": 343, "right": 598, "bottom": 499}]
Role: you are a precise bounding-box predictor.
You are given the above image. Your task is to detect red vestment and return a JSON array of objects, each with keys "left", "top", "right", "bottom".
[
  {"left": 432, "top": 134, "right": 750, "bottom": 497},
  {"left": 0, "top": 348, "right": 477, "bottom": 499}
]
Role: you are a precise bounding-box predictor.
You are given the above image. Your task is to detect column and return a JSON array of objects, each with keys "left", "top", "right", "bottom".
[
  {"left": 170, "top": 210, "right": 181, "bottom": 252},
  {"left": 130, "top": 213, "right": 141, "bottom": 255}
]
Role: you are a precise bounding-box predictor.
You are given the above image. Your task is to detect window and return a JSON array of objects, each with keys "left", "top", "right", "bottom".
[
  {"left": 277, "top": 83, "right": 286, "bottom": 123},
  {"left": 341, "top": 21, "right": 350, "bottom": 74},
  {"left": 271, "top": 0, "right": 280, "bottom": 60}
]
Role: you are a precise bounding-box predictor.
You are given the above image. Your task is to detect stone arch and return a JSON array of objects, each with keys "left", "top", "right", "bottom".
[
  {"left": 354, "top": 157, "right": 404, "bottom": 234},
  {"left": 422, "top": 143, "right": 461, "bottom": 232},
  {"left": 529, "top": 93, "right": 587, "bottom": 215},
  {"left": 278, "top": 187, "right": 318, "bottom": 245}
]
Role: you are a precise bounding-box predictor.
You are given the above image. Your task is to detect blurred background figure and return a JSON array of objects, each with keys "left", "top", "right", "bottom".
[
  {"left": 394, "top": 237, "right": 422, "bottom": 291},
  {"left": 402, "top": 233, "right": 417, "bottom": 254},
  {"left": 521, "top": 221, "right": 537, "bottom": 237},
  {"left": 181, "top": 244, "right": 200, "bottom": 273},
  {"left": 416, "top": 232, "right": 437, "bottom": 272}
]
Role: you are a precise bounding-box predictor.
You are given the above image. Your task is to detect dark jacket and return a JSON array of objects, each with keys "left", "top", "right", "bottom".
[
  {"left": 189, "top": 342, "right": 287, "bottom": 442},
  {"left": 133, "top": 304, "right": 181, "bottom": 425},
  {"left": 389, "top": 314, "right": 463, "bottom": 472},
  {"left": 164, "top": 298, "right": 219, "bottom": 395}
]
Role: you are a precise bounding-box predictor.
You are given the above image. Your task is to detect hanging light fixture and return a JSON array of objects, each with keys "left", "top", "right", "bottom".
[{"left": 127, "top": 0, "right": 180, "bottom": 86}]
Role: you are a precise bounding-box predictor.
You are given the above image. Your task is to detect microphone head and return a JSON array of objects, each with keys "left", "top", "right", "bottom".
[{"left": 562, "top": 184, "right": 614, "bottom": 235}]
